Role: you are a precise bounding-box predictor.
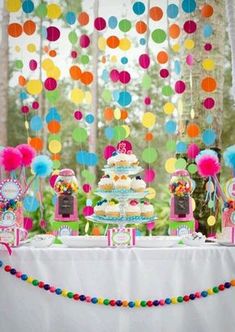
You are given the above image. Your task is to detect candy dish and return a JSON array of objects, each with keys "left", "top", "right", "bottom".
[{"left": 30, "top": 234, "right": 55, "bottom": 248}]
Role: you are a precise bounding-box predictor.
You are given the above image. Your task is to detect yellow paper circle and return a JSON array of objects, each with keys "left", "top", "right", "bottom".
[
  {"left": 47, "top": 4, "right": 62, "bottom": 19},
  {"left": 84, "top": 91, "right": 92, "bottom": 104},
  {"left": 111, "top": 55, "right": 117, "bottom": 63},
  {"left": 98, "top": 37, "right": 106, "bottom": 51},
  {"left": 119, "top": 38, "right": 131, "bottom": 51},
  {"left": 172, "top": 43, "right": 180, "bottom": 53},
  {"left": 27, "top": 43, "right": 36, "bottom": 53},
  {"left": 70, "top": 88, "right": 84, "bottom": 104},
  {"left": 165, "top": 158, "right": 177, "bottom": 174},
  {"left": 47, "top": 66, "right": 61, "bottom": 80},
  {"left": 163, "top": 102, "right": 175, "bottom": 115},
  {"left": 142, "top": 112, "right": 156, "bottom": 128},
  {"left": 42, "top": 58, "right": 54, "bottom": 71},
  {"left": 122, "top": 125, "right": 130, "bottom": 138},
  {"left": 15, "top": 45, "right": 21, "bottom": 52},
  {"left": 184, "top": 39, "right": 195, "bottom": 50},
  {"left": 48, "top": 140, "right": 62, "bottom": 154},
  {"left": 207, "top": 215, "right": 216, "bottom": 226},
  {"left": 145, "top": 187, "right": 156, "bottom": 200},
  {"left": 202, "top": 59, "right": 215, "bottom": 71},
  {"left": 26, "top": 80, "right": 43, "bottom": 95},
  {"left": 114, "top": 108, "right": 121, "bottom": 120},
  {"left": 192, "top": 198, "right": 196, "bottom": 211},
  {"left": 25, "top": 121, "right": 29, "bottom": 130},
  {"left": 6, "top": 0, "right": 21, "bottom": 12}
]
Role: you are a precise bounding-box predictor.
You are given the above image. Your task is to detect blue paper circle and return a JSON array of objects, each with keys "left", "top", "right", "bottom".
[
  {"left": 206, "top": 114, "right": 213, "bottom": 124},
  {"left": 45, "top": 108, "right": 61, "bottom": 123},
  {"left": 174, "top": 60, "right": 181, "bottom": 75},
  {"left": 140, "top": 38, "right": 146, "bottom": 45},
  {"left": 85, "top": 114, "right": 95, "bottom": 124},
  {"left": 22, "top": 0, "right": 34, "bottom": 13},
  {"left": 101, "top": 69, "right": 109, "bottom": 82},
  {"left": 52, "top": 195, "right": 57, "bottom": 205},
  {"left": 113, "top": 90, "right": 120, "bottom": 101},
  {"left": 65, "top": 12, "right": 76, "bottom": 25},
  {"left": 203, "top": 24, "right": 213, "bottom": 38},
  {"left": 19, "top": 91, "right": 28, "bottom": 100},
  {"left": 176, "top": 141, "right": 187, "bottom": 153},
  {"left": 108, "top": 16, "right": 118, "bottom": 29},
  {"left": 167, "top": 4, "right": 179, "bottom": 18},
  {"left": 40, "top": 26, "right": 47, "bottom": 38},
  {"left": 121, "top": 57, "right": 128, "bottom": 64},
  {"left": 30, "top": 115, "right": 43, "bottom": 131},
  {"left": 105, "top": 127, "right": 114, "bottom": 140},
  {"left": 182, "top": 0, "right": 196, "bottom": 13},
  {"left": 202, "top": 129, "right": 217, "bottom": 146},
  {"left": 165, "top": 120, "right": 177, "bottom": 134},
  {"left": 76, "top": 151, "right": 98, "bottom": 166},
  {"left": 23, "top": 196, "right": 39, "bottom": 212},
  {"left": 133, "top": 1, "right": 145, "bottom": 15},
  {"left": 117, "top": 91, "right": 132, "bottom": 107}
]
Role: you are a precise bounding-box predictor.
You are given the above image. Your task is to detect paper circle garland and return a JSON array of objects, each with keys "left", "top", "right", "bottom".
[
  {"left": 175, "top": 80, "right": 186, "bottom": 94},
  {"left": 117, "top": 91, "right": 132, "bottom": 107},
  {"left": 202, "top": 129, "right": 217, "bottom": 146},
  {"left": 48, "top": 140, "right": 62, "bottom": 154},
  {"left": 139, "top": 54, "right": 150, "bottom": 69},
  {"left": 103, "top": 145, "right": 116, "bottom": 160},
  {"left": 30, "top": 115, "right": 43, "bottom": 131},
  {"left": 201, "top": 77, "right": 217, "bottom": 92},
  {"left": 167, "top": 4, "right": 179, "bottom": 18},
  {"left": 187, "top": 123, "right": 200, "bottom": 138},
  {"left": 119, "top": 71, "right": 131, "bottom": 84},
  {"left": 119, "top": 19, "right": 132, "bottom": 32},
  {"left": 105, "top": 127, "right": 114, "bottom": 140},
  {"left": 22, "top": 0, "right": 34, "bottom": 14},
  {"left": 165, "top": 158, "right": 176, "bottom": 173},
  {"left": 78, "top": 12, "right": 89, "bottom": 26},
  {"left": 6, "top": 0, "right": 21, "bottom": 12},
  {"left": 182, "top": 0, "right": 196, "bottom": 13},
  {"left": 157, "top": 51, "right": 168, "bottom": 64},
  {"left": 94, "top": 17, "right": 106, "bottom": 31},
  {"left": 44, "top": 78, "right": 57, "bottom": 91},
  {"left": 149, "top": 6, "right": 163, "bottom": 21},
  {"left": 133, "top": 2, "right": 145, "bottom": 15},
  {"left": 165, "top": 120, "right": 177, "bottom": 134},
  {"left": 142, "top": 148, "right": 158, "bottom": 163},
  {"left": 152, "top": 29, "right": 167, "bottom": 43},
  {"left": 175, "top": 158, "right": 187, "bottom": 170},
  {"left": 201, "top": 4, "right": 214, "bottom": 18},
  {"left": 108, "top": 16, "right": 117, "bottom": 29},
  {"left": 29, "top": 59, "right": 37, "bottom": 71},
  {"left": 71, "top": 88, "right": 84, "bottom": 104},
  {"left": 188, "top": 163, "right": 197, "bottom": 174},
  {"left": 207, "top": 215, "right": 216, "bottom": 226},
  {"left": 26, "top": 80, "right": 43, "bottom": 95},
  {"left": 8, "top": 23, "right": 22, "bottom": 37},
  {"left": 142, "top": 112, "right": 156, "bottom": 128},
  {"left": 23, "top": 20, "right": 36, "bottom": 35},
  {"left": 72, "top": 127, "right": 88, "bottom": 143},
  {"left": 80, "top": 35, "right": 90, "bottom": 48},
  {"left": 187, "top": 143, "right": 200, "bottom": 159},
  {"left": 203, "top": 97, "right": 215, "bottom": 110},
  {"left": 176, "top": 142, "right": 187, "bottom": 154},
  {"left": 203, "top": 24, "right": 213, "bottom": 38},
  {"left": 183, "top": 20, "right": 197, "bottom": 34},
  {"left": 144, "top": 169, "right": 156, "bottom": 183},
  {"left": 202, "top": 59, "right": 215, "bottom": 71},
  {"left": 47, "top": 27, "right": 60, "bottom": 42}
]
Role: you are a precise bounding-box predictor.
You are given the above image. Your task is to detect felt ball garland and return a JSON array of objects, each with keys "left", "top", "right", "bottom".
[{"left": 1, "top": 260, "right": 234, "bottom": 309}]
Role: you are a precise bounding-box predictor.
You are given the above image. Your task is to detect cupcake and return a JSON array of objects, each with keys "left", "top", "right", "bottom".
[
  {"left": 131, "top": 176, "right": 146, "bottom": 192},
  {"left": 125, "top": 200, "right": 141, "bottom": 217},
  {"left": 94, "top": 200, "right": 108, "bottom": 216},
  {"left": 128, "top": 153, "right": 139, "bottom": 166},
  {"left": 105, "top": 202, "right": 120, "bottom": 218},
  {"left": 107, "top": 153, "right": 117, "bottom": 167},
  {"left": 140, "top": 201, "right": 154, "bottom": 218},
  {"left": 114, "top": 175, "right": 131, "bottom": 190},
  {"left": 114, "top": 153, "right": 130, "bottom": 167},
  {"left": 98, "top": 175, "right": 113, "bottom": 191}
]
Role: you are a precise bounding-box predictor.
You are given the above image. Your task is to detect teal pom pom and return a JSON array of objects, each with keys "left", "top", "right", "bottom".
[
  {"left": 32, "top": 155, "right": 53, "bottom": 178},
  {"left": 223, "top": 145, "right": 235, "bottom": 171}
]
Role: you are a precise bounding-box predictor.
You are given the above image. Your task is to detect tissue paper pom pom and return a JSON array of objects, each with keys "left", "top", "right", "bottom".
[
  {"left": 32, "top": 155, "right": 53, "bottom": 177},
  {"left": 17, "top": 144, "right": 36, "bottom": 167},
  {"left": 187, "top": 143, "right": 200, "bottom": 159},
  {"left": 223, "top": 145, "right": 235, "bottom": 171},
  {"left": 196, "top": 150, "right": 220, "bottom": 177},
  {"left": 1, "top": 147, "right": 22, "bottom": 171}
]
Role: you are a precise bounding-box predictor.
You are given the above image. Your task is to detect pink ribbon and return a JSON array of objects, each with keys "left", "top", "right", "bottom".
[{"left": 0, "top": 242, "right": 12, "bottom": 255}]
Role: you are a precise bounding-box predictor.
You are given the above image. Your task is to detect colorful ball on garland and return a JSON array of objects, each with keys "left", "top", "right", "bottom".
[
  {"left": 83, "top": 184, "right": 91, "bottom": 193},
  {"left": 144, "top": 169, "right": 156, "bottom": 183},
  {"left": 83, "top": 206, "right": 94, "bottom": 217},
  {"left": 187, "top": 143, "right": 200, "bottom": 159},
  {"left": 103, "top": 145, "right": 116, "bottom": 160},
  {"left": 47, "top": 26, "right": 60, "bottom": 42},
  {"left": 133, "top": 2, "right": 145, "bottom": 15},
  {"left": 94, "top": 17, "right": 106, "bottom": 31},
  {"left": 139, "top": 54, "right": 150, "bottom": 69},
  {"left": 24, "top": 217, "right": 33, "bottom": 231}
]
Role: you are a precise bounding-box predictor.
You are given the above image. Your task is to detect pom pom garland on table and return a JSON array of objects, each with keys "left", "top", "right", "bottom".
[{"left": 195, "top": 149, "right": 221, "bottom": 178}]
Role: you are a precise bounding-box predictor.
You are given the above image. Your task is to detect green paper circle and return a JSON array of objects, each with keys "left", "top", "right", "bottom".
[
  {"left": 142, "top": 147, "right": 158, "bottom": 163},
  {"left": 35, "top": 3, "right": 47, "bottom": 18},
  {"left": 45, "top": 90, "right": 60, "bottom": 104},
  {"left": 68, "top": 31, "right": 78, "bottom": 44},
  {"left": 53, "top": 160, "right": 61, "bottom": 169},
  {"left": 162, "top": 85, "right": 174, "bottom": 97},
  {"left": 102, "top": 89, "right": 112, "bottom": 103},
  {"left": 166, "top": 140, "right": 176, "bottom": 152},
  {"left": 80, "top": 54, "right": 89, "bottom": 64},
  {"left": 113, "top": 126, "right": 126, "bottom": 141},
  {"left": 152, "top": 29, "right": 167, "bottom": 43},
  {"left": 81, "top": 169, "right": 96, "bottom": 183},
  {"left": 208, "top": 200, "right": 214, "bottom": 209},
  {"left": 15, "top": 60, "right": 23, "bottom": 69},
  {"left": 188, "top": 163, "right": 197, "bottom": 174},
  {"left": 141, "top": 74, "right": 152, "bottom": 90},
  {"left": 48, "top": 134, "right": 61, "bottom": 142},
  {"left": 72, "top": 127, "right": 88, "bottom": 143},
  {"left": 175, "top": 158, "right": 187, "bottom": 169},
  {"left": 119, "top": 19, "right": 132, "bottom": 32}
]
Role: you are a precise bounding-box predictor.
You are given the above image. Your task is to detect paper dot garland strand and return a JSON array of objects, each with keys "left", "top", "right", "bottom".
[{"left": 1, "top": 260, "right": 234, "bottom": 309}]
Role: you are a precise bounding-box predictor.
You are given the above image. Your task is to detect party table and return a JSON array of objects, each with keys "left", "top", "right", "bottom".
[{"left": 1, "top": 245, "right": 235, "bottom": 332}]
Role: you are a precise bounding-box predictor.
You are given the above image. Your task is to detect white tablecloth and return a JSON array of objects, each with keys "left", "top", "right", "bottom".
[{"left": 1, "top": 245, "right": 235, "bottom": 332}]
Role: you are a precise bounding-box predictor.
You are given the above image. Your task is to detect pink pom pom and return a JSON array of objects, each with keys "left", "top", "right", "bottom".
[
  {"left": 196, "top": 155, "right": 221, "bottom": 177},
  {"left": 187, "top": 143, "right": 200, "bottom": 159},
  {"left": 17, "top": 144, "right": 36, "bottom": 167},
  {"left": 1, "top": 147, "right": 23, "bottom": 171}
]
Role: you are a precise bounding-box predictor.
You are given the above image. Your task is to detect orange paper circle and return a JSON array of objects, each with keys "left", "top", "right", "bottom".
[
  {"left": 150, "top": 6, "right": 163, "bottom": 21},
  {"left": 201, "top": 4, "right": 214, "bottom": 17},
  {"left": 51, "top": 154, "right": 61, "bottom": 161},
  {"left": 201, "top": 77, "right": 217, "bottom": 92},
  {"left": 120, "top": 109, "right": 128, "bottom": 120},
  {"left": 104, "top": 107, "right": 114, "bottom": 121},
  {"left": 106, "top": 36, "right": 120, "bottom": 48},
  {"left": 30, "top": 137, "right": 43, "bottom": 152},
  {"left": 145, "top": 132, "right": 154, "bottom": 141},
  {"left": 169, "top": 24, "right": 180, "bottom": 39},
  {"left": 18, "top": 75, "right": 26, "bottom": 86},
  {"left": 81, "top": 71, "right": 93, "bottom": 85},
  {"left": 69, "top": 65, "right": 82, "bottom": 80},
  {"left": 135, "top": 21, "right": 147, "bottom": 34},
  {"left": 78, "top": 12, "right": 89, "bottom": 25},
  {"left": 187, "top": 123, "right": 200, "bottom": 138},
  {"left": 48, "top": 121, "right": 61, "bottom": 134},
  {"left": 49, "top": 50, "right": 57, "bottom": 57},
  {"left": 156, "top": 51, "right": 168, "bottom": 64},
  {"left": 8, "top": 23, "right": 22, "bottom": 37},
  {"left": 23, "top": 20, "right": 36, "bottom": 35}
]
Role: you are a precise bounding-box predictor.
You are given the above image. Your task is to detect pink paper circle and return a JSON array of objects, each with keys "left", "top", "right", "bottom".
[
  {"left": 49, "top": 174, "right": 58, "bottom": 188},
  {"left": 83, "top": 183, "right": 91, "bottom": 193},
  {"left": 74, "top": 110, "right": 83, "bottom": 120},
  {"left": 110, "top": 69, "right": 119, "bottom": 82},
  {"left": 204, "top": 43, "right": 212, "bottom": 51},
  {"left": 144, "top": 97, "right": 151, "bottom": 105},
  {"left": 175, "top": 80, "right": 186, "bottom": 94},
  {"left": 144, "top": 168, "right": 156, "bottom": 183},
  {"left": 103, "top": 145, "right": 116, "bottom": 159},
  {"left": 117, "top": 140, "right": 132, "bottom": 153},
  {"left": 80, "top": 34, "right": 90, "bottom": 48},
  {"left": 44, "top": 78, "right": 57, "bottom": 91},
  {"left": 160, "top": 68, "right": 169, "bottom": 78},
  {"left": 119, "top": 71, "right": 131, "bottom": 84},
  {"left": 186, "top": 54, "right": 194, "bottom": 66},
  {"left": 139, "top": 54, "right": 150, "bottom": 69},
  {"left": 32, "top": 101, "right": 39, "bottom": 109},
  {"left": 29, "top": 59, "right": 37, "bottom": 71},
  {"left": 94, "top": 17, "right": 106, "bottom": 31},
  {"left": 21, "top": 105, "right": 30, "bottom": 114},
  {"left": 24, "top": 217, "right": 33, "bottom": 231},
  {"left": 71, "top": 50, "right": 78, "bottom": 58},
  {"left": 203, "top": 97, "right": 215, "bottom": 109},
  {"left": 83, "top": 206, "right": 94, "bottom": 216},
  {"left": 187, "top": 143, "right": 200, "bottom": 159},
  {"left": 47, "top": 26, "right": 60, "bottom": 41},
  {"left": 183, "top": 20, "right": 197, "bottom": 34}
]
